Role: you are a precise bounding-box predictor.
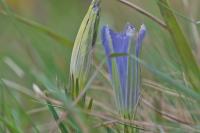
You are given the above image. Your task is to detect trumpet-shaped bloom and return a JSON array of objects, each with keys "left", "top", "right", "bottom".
[{"left": 101, "top": 23, "right": 146, "bottom": 114}]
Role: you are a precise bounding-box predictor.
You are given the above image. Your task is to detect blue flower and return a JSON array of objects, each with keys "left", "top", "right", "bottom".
[{"left": 101, "top": 23, "right": 146, "bottom": 114}]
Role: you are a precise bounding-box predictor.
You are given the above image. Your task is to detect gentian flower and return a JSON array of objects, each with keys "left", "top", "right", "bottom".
[{"left": 101, "top": 23, "right": 146, "bottom": 115}]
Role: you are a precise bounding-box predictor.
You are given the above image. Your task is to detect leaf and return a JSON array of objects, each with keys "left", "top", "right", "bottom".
[
  {"left": 47, "top": 101, "right": 68, "bottom": 133},
  {"left": 87, "top": 98, "right": 93, "bottom": 110},
  {"left": 109, "top": 53, "right": 128, "bottom": 58},
  {"left": 0, "top": 117, "right": 22, "bottom": 133},
  {"left": 157, "top": 0, "right": 200, "bottom": 92},
  {"left": 70, "top": 0, "right": 100, "bottom": 102}
]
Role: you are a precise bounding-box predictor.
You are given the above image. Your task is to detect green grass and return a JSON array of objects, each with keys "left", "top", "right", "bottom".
[{"left": 0, "top": 0, "right": 200, "bottom": 132}]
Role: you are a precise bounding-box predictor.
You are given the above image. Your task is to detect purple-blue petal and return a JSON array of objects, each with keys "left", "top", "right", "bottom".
[
  {"left": 109, "top": 24, "right": 135, "bottom": 105},
  {"left": 100, "top": 23, "right": 146, "bottom": 112},
  {"left": 101, "top": 25, "right": 112, "bottom": 76}
]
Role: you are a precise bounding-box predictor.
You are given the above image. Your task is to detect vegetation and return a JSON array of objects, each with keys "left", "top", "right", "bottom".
[{"left": 0, "top": 0, "right": 200, "bottom": 132}]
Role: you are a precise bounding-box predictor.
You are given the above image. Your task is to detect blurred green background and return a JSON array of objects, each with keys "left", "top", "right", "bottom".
[{"left": 0, "top": 0, "right": 200, "bottom": 132}]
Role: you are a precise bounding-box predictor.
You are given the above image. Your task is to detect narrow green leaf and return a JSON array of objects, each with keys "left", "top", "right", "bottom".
[
  {"left": 157, "top": 0, "right": 200, "bottom": 92},
  {"left": 109, "top": 53, "right": 128, "bottom": 58},
  {"left": 111, "top": 58, "right": 123, "bottom": 113},
  {"left": 47, "top": 101, "right": 68, "bottom": 133},
  {"left": 0, "top": 117, "right": 21, "bottom": 133},
  {"left": 87, "top": 98, "right": 93, "bottom": 110}
]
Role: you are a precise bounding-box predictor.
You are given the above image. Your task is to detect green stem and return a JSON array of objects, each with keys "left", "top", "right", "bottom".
[{"left": 118, "top": 0, "right": 167, "bottom": 29}]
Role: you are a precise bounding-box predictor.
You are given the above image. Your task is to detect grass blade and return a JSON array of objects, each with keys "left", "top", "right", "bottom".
[
  {"left": 157, "top": 0, "right": 200, "bottom": 92},
  {"left": 47, "top": 101, "right": 68, "bottom": 133},
  {"left": 0, "top": 117, "right": 22, "bottom": 133}
]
